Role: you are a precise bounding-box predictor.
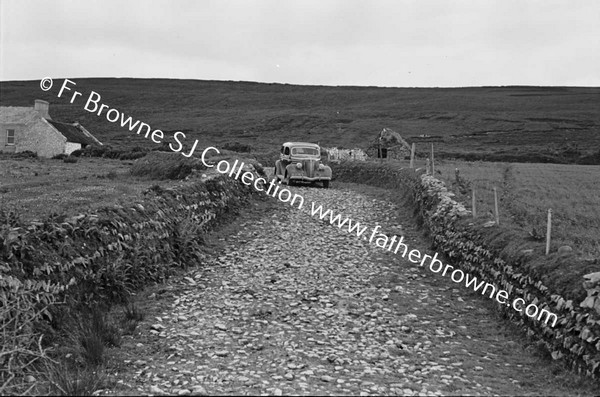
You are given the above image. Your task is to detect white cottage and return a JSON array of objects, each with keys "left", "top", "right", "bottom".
[{"left": 0, "top": 99, "right": 102, "bottom": 157}]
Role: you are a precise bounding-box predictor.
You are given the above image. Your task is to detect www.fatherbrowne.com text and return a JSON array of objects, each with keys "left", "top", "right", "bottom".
[{"left": 310, "top": 204, "right": 558, "bottom": 328}]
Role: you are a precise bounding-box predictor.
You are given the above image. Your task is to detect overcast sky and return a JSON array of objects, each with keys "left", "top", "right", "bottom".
[{"left": 1, "top": 0, "right": 598, "bottom": 87}]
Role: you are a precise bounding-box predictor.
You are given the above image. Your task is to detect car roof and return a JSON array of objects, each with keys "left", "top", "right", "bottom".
[{"left": 282, "top": 142, "right": 320, "bottom": 148}]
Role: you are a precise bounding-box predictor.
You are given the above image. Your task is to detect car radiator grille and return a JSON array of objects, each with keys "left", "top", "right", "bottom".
[{"left": 304, "top": 159, "right": 316, "bottom": 177}]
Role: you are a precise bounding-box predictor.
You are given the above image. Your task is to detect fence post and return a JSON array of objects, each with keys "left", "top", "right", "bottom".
[
  {"left": 410, "top": 143, "right": 416, "bottom": 169},
  {"left": 546, "top": 208, "right": 552, "bottom": 255},
  {"left": 426, "top": 158, "right": 431, "bottom": 175},
  {"left": 493, "top": 187, "right": 500, "bottom": 225},
  {"left": 431, "top": 143, "right": 435, "bottom": 175},
  {"left": 472, "top": 187, "right": 477, "bottom": 218}
]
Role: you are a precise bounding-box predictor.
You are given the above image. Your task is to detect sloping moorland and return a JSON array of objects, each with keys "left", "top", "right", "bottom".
[{"left": 1, "top": 78, "right": 599, "bottom": 163}]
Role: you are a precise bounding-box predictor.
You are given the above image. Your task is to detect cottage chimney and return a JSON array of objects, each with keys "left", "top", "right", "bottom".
[{"left": 34, "top": 99, "right": 50, "bottom": 119}]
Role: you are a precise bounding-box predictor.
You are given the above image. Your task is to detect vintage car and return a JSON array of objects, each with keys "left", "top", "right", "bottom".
[{"left": 274, "top": 142, "right": 332, "bottom": 188}]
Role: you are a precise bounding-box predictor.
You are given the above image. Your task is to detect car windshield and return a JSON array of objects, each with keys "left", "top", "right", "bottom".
[{"left": 291, "top": 147, "right": 319, "bottom": 156}]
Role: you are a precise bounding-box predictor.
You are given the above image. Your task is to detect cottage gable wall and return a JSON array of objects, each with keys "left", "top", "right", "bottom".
[{"left": 9, "top": 116, "right": 66, "bottom": 157}]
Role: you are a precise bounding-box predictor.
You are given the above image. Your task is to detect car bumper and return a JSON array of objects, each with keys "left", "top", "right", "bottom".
[{"left": 290, "top": 175, "right": 331, "bottom": 182}]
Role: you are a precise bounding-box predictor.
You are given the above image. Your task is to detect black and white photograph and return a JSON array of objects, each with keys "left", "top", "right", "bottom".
[{"left": 1, "top": 0, "right": 599, "bottom": 395}]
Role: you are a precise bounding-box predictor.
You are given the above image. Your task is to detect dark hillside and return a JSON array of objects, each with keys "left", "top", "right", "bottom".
[{"left": 1, "top": 79, "right": 599, "bottom": 162}]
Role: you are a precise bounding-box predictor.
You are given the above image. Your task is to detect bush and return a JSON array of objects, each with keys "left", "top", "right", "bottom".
[
  {"left": 70, "top": 149, "right": 83, "bottom": 157},
  {"left": 123, "top": 302, "right": 144, "bottom": 322},
  {"left": 578, "top": 150, "right": 600, "bottom": 165},
  {"left": 222, "top": 141, "right": 253, "bottom": 153},
  {"left": 80, "top": 144, "right": 149, "bottom": 161},
  {"left": 81, "top": 145, "right": 112, "bottom": 158},
  {"left": 0, "top": 272, "right": 64, "bottom": 394},
  {"left": 13, "top": 150, "right": 38, "bottom": 159},
  {"left": 252, "top": 150, "right": 280, "bottom": 167},
  {"left": 63, "top": 156, "right": 78, "bottom": 163},
  {"left": 52, "top": 153, "right": 68, "bottom": 160},
  {"left": 0, "top": 171, "right": 260, "bottom": 391},
  {"left": 118, "top": 151, "right": 147, "bottom": 161},
  {"left": 44, "top": 360, "right": 106, "bottom": 396},
  {"left": 130, "top": 151, "right": 207, "bottom": 180},
  {"left": 253, "top": 162, "right": 266, "bottom": 178}
]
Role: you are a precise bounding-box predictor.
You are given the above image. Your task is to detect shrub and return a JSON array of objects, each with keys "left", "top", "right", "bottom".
[
  {"left": 44, "top": 360, "right": 106, "bottom": 396},
  {"left": 222, "top": 141, "right": 253, "bottom": 153},
  {"left": 130, "top": 151, "right": 207, "bottom": 180},
  {"left": 70, "top": 149, "right": 83, "bottom": 157},
  {"left": 81, "top": 145, "right": 110, "bottom": 158},
  {"left": 118, "top": 151, "right": 147, "bottom": 161},
  {"left": 75, "top": 308, "right": 121, "bottom": 366},
  {"left": 123, "top": 302, "right": 144, "bottom": 322},
  {"left": 13, "top": 150, "right": 38, "bottom": 159},
  {"left": 63, "top": 156, "right": 78, "bottom": 163},
  {"left": 252, "top": 150, "right": 280, "bottom": 167},
  {"left": 52, "top": 153, "right": 68, "bottom": 160},
  {"left": 151, "top": 141, "right": 173, "bottom": 152},
  {"left": 578, "top": 150, "right": 600, "bottom": 165},
  {"left": 79, "top": 333, "right": 104, "bottom": 366},
  {"left": 0, "top": 273, "right": 64, "bottom": 394},
  {"left": 0, "top": 171, "right": 259, "bottom": 391},
  {"left": 0, "top": 209, "right": 20, "bottom": 227},
  {"left": 253, "top": 161, "right": 266, "bottom": 178}
]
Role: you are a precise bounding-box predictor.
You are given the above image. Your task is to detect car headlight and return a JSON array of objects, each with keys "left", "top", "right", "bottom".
[
  {"left": 318, "top": 163, "right": 325, "bottom": 170},
  {"left": 296, "top": 162, "right": 302, "bottom": 169}
]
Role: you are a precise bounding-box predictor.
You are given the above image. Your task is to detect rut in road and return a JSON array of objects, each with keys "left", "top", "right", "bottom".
[{"left": 106, "top": 183, "right": 598, "bottom": 396}]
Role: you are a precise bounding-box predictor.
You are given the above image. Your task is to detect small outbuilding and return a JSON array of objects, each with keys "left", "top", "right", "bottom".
[
  {"left": 0, "top": 99, "right": 102, "bottom": 157},
  {"left": 366, "top": 127, "right": 412, "bottom": 159}
]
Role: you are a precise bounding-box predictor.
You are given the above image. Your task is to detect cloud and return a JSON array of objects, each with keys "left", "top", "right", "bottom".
[{"left": 1, "top": 0, "right": 599, "bottom": 86}]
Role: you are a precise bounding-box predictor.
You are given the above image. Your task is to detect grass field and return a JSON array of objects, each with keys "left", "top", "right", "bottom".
[
  {"left": 373, "top": 156, "right": 600, "bottom": 258},
  {"left": 0, "top": 156, "right": 181, "bottom": 222},
  {"left": 1, "top": 79, "right": 599, "bottom": 163}
]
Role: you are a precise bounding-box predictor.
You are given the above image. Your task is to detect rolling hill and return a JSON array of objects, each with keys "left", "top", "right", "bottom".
[{"left": 1, "top": 78, "right": 599, "bottom": 163}]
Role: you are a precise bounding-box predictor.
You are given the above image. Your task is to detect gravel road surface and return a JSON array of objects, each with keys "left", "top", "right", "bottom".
[{"left": 103, "top": 182, "right": 598, "bottom": 396}]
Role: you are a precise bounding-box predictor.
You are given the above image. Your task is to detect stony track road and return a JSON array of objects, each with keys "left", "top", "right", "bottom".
[{"left": 104, "top": 182, "right": 599, "bottom": 396}]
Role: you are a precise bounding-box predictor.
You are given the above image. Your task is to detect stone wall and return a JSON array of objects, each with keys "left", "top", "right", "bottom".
[{"left": 325, "top": 147, "right": 368, "bottom": 161}]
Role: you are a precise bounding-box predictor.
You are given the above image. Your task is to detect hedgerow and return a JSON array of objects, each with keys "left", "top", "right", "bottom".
[{"left": 0, "top": 171, "right": 260, "bottom": 393}]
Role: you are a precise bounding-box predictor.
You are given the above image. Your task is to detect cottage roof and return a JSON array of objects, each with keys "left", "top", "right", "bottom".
[{"left": 47, "top": 120, "right": 99, "bottom": 146}]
